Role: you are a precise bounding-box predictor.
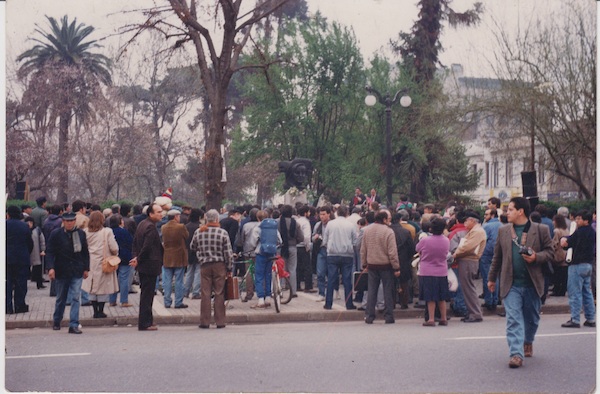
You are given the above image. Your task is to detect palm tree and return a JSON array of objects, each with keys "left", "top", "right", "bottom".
[{"left": 17, "top": 15, "right": 111, "bottom": 203}]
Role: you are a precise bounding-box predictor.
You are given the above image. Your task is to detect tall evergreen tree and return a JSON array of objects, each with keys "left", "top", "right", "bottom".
[{"left": 392, "top": 0, "right": 482, "bottom": 202}]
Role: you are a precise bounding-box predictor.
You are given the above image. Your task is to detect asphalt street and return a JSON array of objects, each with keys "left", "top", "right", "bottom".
[{"left": 4, "top": 313, "right": 596, "bottom": 393}]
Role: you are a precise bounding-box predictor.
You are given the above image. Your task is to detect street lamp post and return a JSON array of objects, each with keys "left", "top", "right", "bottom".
[{"left": 365, "top": 85, "right": 411, "bottom": 208}]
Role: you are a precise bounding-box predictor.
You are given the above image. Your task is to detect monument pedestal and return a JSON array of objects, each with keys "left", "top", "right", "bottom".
[{"left": 284, "top": 190, "right": 307, "bottom": 205}]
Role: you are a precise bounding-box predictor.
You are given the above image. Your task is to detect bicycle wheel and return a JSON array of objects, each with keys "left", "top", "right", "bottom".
[
  {"left": 272, "top": 271, "right": 281, "bottom": 313},
  {"left": 238, "top": 274, "right": 247, "bottom": 301},
  {"left": 280, "top": 276, "right": 292, "bottom": 304}
]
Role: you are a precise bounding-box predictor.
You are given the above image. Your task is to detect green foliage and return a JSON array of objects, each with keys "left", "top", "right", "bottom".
[
  {"left": 6, "top": 200, "right": 38, "bottom": 210},
  {"left": 231, "top": 11, "right": 481, "bottom": 205},
  {"left": 232, "top": 15, "right": 373, "bottom": 200},
  {"left": 537, "top": 200, "right": 596, "bottom": 215},
  {"left": 17, "top": 15, "right": 111, "bottom": 84}
]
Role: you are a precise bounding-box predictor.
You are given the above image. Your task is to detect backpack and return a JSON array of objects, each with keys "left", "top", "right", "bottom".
[{"left": 259, "top": 219, "right": 278, "bottom": 255}]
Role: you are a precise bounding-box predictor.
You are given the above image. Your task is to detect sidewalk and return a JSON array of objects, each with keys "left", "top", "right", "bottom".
[{"left": 5, "top": 278, "right": 570, "bottom": 329}]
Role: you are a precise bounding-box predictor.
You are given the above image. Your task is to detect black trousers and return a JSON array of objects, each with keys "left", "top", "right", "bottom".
[
  {"left": 297, "top": 247, "right": 313, "bottom": 290},
  {"left": 366, "top": 269, "right": 395, "bottom": 321},
  {"left": 138, "top": 272, "right": 157, "bottom": 329},
  {"left": 6, "top": 264, "right": 29, "bottom": 313}
]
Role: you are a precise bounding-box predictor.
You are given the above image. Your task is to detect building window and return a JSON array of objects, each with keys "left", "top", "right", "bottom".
[
  {"left": 485, "top": 162, "right": 490, "bottom": 188},
  {"left": 538, "top": 157, "right": 545, "bottom": 184},
  {"left": 505, "top": 159, "right": 513, "bottom": 186},
  {"left": 492, "top": 161, "right": 499, "bottom": 188}
]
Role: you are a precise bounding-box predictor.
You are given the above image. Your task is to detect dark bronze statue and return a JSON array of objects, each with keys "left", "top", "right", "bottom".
[{"left": 278, "top": 158, "right": 313, "bottom": 191}]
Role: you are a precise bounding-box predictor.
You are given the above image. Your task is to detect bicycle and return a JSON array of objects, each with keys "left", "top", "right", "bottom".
[
  {"left": 270, "top": 255, "right": 292, "bottom": 313},
  {"left": 233, "top": 255, "right": 255, "bottom": 302}
]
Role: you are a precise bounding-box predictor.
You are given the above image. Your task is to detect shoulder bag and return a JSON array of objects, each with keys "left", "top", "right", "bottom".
[{"left": 101, "top": 229, "right": 120, "bottom": 273}]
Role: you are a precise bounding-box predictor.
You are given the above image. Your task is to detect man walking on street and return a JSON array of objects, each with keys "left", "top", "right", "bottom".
[
  {"left": 560, "top": 210, "right": 596, "bottom": 328},
  {"left": 45, "top": 212, "right": 89, "bottom": 334},
  {"left": 130, "top": 203, "right": 164, "bottom": 331},
  {"left": 488, "top": 197, "right": 553, "bottom": 368}
]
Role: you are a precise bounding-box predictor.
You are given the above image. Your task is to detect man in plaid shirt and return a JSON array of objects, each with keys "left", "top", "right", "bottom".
[{"left": 190, "top": 209, "right": 234, "bottom": 329}]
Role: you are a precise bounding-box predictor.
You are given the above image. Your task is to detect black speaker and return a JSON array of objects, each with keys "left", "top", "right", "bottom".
[
  {"left": 16, "top": 181, "right": 27, "bottom": 200},
  {"left": 527, "top": 196, "right": 540, "bottom": 209},
  {"left": 521, "top": 171, "right": 537, "bottom": 198}
]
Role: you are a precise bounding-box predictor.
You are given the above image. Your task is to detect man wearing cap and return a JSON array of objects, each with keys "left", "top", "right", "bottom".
[
  {"left": 452, "top": 209, "right": 487, "bottom": 323},
  {"left": 161, "top": 209, "right": 189, "bottom": 308},
  {"left": 130, "top": 203, "right": 164, "bottom": 331},
  {"left": 31, "top": 196, "right": 49, "bottom": 229},
  {"left": 45, "top": 212, "right": 90, "bottom": 334}
]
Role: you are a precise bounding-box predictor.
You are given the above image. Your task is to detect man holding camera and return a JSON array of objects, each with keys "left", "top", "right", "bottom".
[{"left": 488, "top": 197, "right": 553, "bottom": 369}]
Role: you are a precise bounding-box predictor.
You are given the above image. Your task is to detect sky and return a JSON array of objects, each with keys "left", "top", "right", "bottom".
[{"left": 4, "top": 0, "right": 589, "bottom": 82}]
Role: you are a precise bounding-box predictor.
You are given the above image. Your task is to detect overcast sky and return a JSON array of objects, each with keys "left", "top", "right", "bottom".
[{"left": 3, "top": 0, "right": 596, "bottom": 88}]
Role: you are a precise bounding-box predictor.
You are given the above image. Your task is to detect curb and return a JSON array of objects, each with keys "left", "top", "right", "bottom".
[{"left": 5, "top": 304, "right": 569, "bottom": 330}]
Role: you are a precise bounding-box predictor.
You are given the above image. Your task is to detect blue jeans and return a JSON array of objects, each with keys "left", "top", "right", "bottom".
[
  {"left": 162, "top": 267, "right": 186, "bottom": 307},
  {"left": 325, "top": 256, "right": 354, "bottom": 309},
  {"left": 255, "top": 253, "right": 274, "bottom": 299},
  {"left": 450, "top": 267, "right": 467, "bottom": 315},
  {"left": 479, "top": 257, "right": 498, "bottom": 306},
  {"left": 184, "top": 263, "right": 201, "bottom": 297},
  {"left": 54, "top": 277, "right": 83, "bottom": 329},
  {"left": 503, "top": 286, "right": 541, "bottom": 359},
  {"left": 109, "top": 265, "right": 132, "bottom": 304},
  {"left": 316, "top": 248, "right": 328, "bottom": 296},
  {"left": 567, "top": 263, "right": 595, "bottom": 323},
  {"left": 67, "top": 289, "right": 89, "bottom": 305}
]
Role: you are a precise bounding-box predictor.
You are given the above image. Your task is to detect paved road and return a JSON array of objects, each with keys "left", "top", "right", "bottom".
[{"left": 5, "top": 314, "right": 596, "bottom": 393}]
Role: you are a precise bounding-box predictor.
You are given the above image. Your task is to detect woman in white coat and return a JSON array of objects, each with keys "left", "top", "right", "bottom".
[{"left": 82, "top": 211, "right": 119, "bottom": 318}]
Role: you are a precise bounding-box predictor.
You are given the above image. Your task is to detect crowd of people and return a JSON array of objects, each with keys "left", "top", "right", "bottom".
[{"left": 6, "top": 188, "right": 596, "bottom": 368}]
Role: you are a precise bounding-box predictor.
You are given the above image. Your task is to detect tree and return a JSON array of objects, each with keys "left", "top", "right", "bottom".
[
  {"left": 487, "top": 1, "right": 595, "bottom": 199},
  {"left": 69, "top": 88, "right": 156, "bottom": 202},
  {"left": 231, "top": 15, "right": 372, "bottom": 203},
  {"left": 126, "top": 0, "right": 291, "bottom": 209},
  {"left": 365, "top": 55, "right": 479, "bottom": 203},
  {"left": 392, "top": 0, "right": 482, "bottom": 202},
  {"left": 17, "top": 15, "right": 112, "bottom": 203}
]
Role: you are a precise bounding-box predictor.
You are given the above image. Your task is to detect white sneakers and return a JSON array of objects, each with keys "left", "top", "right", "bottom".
[{"left": 315, "top": 295, "right": 325, "bottom": 302}]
